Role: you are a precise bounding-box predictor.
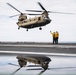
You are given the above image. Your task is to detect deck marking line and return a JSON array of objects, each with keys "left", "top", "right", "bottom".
[{"left": 0, "top": 50, "right": 76, "bottom": 56}]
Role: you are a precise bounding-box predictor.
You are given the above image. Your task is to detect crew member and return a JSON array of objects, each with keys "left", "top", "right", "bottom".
[
  {"left": 50, "top": 31, "right": 56, "bottom": 44},
  {"left": 55, "top": 31, "right": 59, "bottom": 44}
]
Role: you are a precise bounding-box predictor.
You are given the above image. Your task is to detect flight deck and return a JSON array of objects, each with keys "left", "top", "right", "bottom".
[{"left": 0, "top": 43, "right": 76, "bottom": 75}]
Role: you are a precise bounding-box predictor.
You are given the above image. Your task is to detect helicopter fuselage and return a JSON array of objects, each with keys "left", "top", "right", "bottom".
[{"left": 17, "top": 15, "right": 51, "bottom": 30}]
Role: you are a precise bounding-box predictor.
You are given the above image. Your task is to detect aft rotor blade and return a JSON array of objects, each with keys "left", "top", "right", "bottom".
[
  {"left": 38, "top": 2, "right": 47, "bottom": 11},
  {"left": 49, "top": 11, "right": 75, "bottom": 14},
  {"left": 26, "top": 10, "right": 75, "bottom": 14},
  {"left": 26, "top": 10, "right": 51, "bottom": 13},
  {"left": 7, "top": 3, "right": 22, "bottom": 14}
]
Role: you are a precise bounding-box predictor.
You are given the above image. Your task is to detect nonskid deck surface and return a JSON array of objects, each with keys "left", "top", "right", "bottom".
[{"left": 0, "top": 43, "right": 76, "bottom": 56}]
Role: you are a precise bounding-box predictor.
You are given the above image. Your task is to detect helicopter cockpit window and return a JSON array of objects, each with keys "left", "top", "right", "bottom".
[
  {"left": 19, "top": 14, "right": 27, "bottom": 21},
  {"left": 38, "top": 17, "right": 41, "bottom": 21},
  {"left": 24, "top": 21, "right": 27, "bottom": 23}
]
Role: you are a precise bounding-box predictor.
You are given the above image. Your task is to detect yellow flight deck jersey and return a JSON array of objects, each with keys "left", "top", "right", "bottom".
[
  {"left": 50, "top": 32, "right": 55, "bottom": 38},
  {"left": 55, "top": 32, "right": 59, "bottom": 38},
  {"left": 50, "top": 31, "right": 59, "bottom": 38}
]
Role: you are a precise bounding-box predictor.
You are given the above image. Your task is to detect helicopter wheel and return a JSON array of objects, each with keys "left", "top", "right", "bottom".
[
  {"left": 39, "top": 27, "right": 42, "bottom": 30},
  {"left": 18, "top": 27, "right": 20, "bottom": 30},
  {"left": 26, "top": 29, "right": 28, "bottom": 31}
]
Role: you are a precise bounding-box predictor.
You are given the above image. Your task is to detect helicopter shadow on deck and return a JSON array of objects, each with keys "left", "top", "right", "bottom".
[
  {"left": 8, "top": 63, "right": 46, "bottom": 75},
  {"left": 9, "top": 67, "right": 46, "bottom": 75},
  {"left": 26, "top": 67, "right": 76, "bottom": 75},
  {"left": 8, "top": 64, "right": 76, "bottom": 75}
]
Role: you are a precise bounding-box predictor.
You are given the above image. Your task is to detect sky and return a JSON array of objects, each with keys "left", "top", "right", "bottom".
[{"left": 0, "top": 0, "right": 76, "bottom": 43}]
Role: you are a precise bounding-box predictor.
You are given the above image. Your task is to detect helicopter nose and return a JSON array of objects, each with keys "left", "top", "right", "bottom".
[
  {"left": 50, "top": 19, "right": 52, "bottom": 22},
  {"left": 46, "top": 18, "right": 52, "bottom": 23}
]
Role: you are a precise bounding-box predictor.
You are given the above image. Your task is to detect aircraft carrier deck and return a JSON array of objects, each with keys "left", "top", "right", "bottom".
[
  {"left": 0, "top": 42, "right": 76, "bottom": 56},
  {"left": 0, "top": 42, "right": 76, "bottom": 75}
]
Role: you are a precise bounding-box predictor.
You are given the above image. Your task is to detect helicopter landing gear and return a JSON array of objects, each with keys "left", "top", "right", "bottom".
[
  {"left": 18, "top": 27, "right": 20, "bottom": 30},
  {"left": 39, "top": 27, "right": 42, "bottom": 30},
  {"left": 26, "top": 29, "right": 28, "bottom": 31}
]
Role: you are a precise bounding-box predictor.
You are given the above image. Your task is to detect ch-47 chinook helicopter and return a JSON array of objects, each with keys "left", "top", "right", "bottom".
[
  {"left": 7, "top": 2, "right": 74, "bottom": 31},
  {"left": 8, "top": 55, "right": 51, "bottom": 75},
  {"left": 7, "top": 2, "right": 51, "bottom": 31}
]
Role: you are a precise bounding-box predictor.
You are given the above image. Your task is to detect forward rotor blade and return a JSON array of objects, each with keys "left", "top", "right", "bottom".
[
  {"left": 38, "top": 2, "right": 47, "bottom": 11},
  {"left": 9, "top": 14, "right": 19, "bottom": 18},
  {"left": 7, "top": 3, "right": 22, "bottom": 14}
]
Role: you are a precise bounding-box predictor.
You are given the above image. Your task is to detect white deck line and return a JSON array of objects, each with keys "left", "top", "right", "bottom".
[
  {"left": 0, "top": 50, "right": 76, "bottom": 56},
  {"left": 0, "top": 44, "right": 76, "bottom": 48}
]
